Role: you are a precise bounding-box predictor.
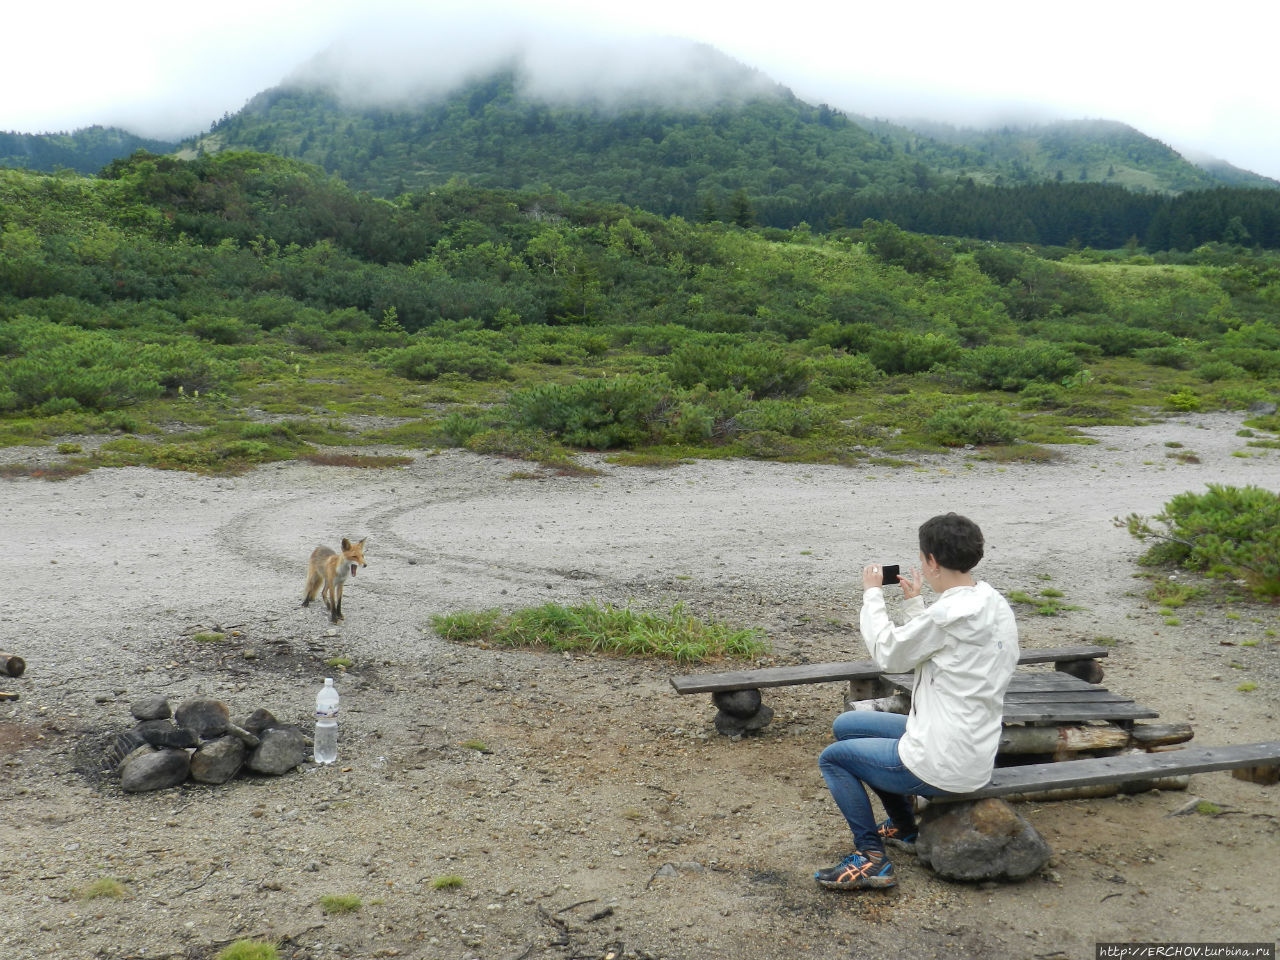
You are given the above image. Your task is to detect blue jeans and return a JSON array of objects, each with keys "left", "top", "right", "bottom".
[{"left": 818, "top": 711, "right": 947, "bottom": 855}]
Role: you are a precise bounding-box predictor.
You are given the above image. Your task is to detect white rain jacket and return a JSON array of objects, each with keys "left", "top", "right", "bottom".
[{"left": 859, "top": 581, "right": 1020, "bottom": 792}]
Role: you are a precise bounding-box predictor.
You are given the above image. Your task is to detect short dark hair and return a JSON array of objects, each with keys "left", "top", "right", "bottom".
[{"left": 918, "top": 513, "right": 984, "bottom": 573}]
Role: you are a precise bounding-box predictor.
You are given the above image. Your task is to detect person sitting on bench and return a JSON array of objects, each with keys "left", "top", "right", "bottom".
[{"left": 815, "top": 512, "right": 1020, "bottom": 891}]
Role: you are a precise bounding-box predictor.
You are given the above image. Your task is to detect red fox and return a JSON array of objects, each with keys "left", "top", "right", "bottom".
[{"left": 302, "top": 538, "right": 367, "bottom": 623}]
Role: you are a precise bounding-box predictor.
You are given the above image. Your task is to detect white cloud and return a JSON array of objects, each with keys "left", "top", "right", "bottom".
[{"left": 2, "top": 0, "right": 1277, "bottom": 181}]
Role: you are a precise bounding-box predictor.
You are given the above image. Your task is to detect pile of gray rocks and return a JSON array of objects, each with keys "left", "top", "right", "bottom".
[{"left": 111, "top": 696, "right": 309, "bottom": 792}]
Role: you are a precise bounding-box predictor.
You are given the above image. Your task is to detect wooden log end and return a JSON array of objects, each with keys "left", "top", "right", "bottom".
[
  {"left": 1055, "top": 659, "right": 1104, "bottom": 684},
  {"left": 1231, "top": 765, "right": 1280, "bottom": 786},
  {"left": 0, "top": 653, "right": 25, "bottom": 678}
]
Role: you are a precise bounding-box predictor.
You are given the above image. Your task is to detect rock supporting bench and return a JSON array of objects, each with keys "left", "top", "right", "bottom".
[{"left": 671, "top": 645, "right": 1112, "bottom": 736}]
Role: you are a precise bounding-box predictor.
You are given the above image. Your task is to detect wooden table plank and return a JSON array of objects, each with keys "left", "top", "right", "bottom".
[
  {"left": 1004, "top": 690, "right": 1132, "bottom": 703},
  {"left": 1001, "top": 701, "right": 1159, "bottom": 723}
]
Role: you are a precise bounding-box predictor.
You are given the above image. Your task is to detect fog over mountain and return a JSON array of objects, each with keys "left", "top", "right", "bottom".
[
  {"left": 287, "top": 22, "right": 781, "bottom": 111},
  {"left": 4, "top": 2, "right": 1276, "bottom": 181}
]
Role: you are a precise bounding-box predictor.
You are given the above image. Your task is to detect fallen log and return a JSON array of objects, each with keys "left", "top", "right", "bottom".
[
  {"left": 996, "top": 774, "right": 1191, "bottom": 803},
  {"left": 0, "top": 653, "right": 25, "bottom": 678},
  {"left": 998, "top": 724, "right": 1130, "bottom": 756},
  {"left": 846, "top": 693, "right": 911, "bottom": 714}
]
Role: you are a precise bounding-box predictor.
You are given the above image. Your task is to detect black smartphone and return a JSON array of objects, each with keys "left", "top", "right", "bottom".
[{"left": 880, "top": 564, "right": 900, "bottom": 585}]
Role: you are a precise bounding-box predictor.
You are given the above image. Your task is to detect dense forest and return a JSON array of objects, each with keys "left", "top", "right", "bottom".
[
  {"left": 0, "top": 126, "right": 178, "bottom": 175},
  {"left": 2, "top": 151, "right": 1278, "bottom": 474},
  {"left": 188, "top": 74, "right": 1280, "bottom": 250}
]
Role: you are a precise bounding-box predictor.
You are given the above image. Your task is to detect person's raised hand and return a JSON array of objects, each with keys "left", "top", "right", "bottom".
[
  {"left": 862, "top": 564, "right": 884, "bottom": 589},
  {"left": 899, "top": 567, "right": 923, "bottom": 600}
]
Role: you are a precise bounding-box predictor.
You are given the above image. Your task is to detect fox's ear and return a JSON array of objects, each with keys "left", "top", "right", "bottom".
[
  {"left": 358, "top": 538, "right": 367, "bottom": 546},
  {"left": 341, "top": 537, "right": 352, "bottom": 550}
]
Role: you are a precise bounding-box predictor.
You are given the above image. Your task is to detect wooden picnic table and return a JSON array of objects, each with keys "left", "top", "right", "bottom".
[{"left": 881, "top": 668, "right": 1161, "bottom": 726}]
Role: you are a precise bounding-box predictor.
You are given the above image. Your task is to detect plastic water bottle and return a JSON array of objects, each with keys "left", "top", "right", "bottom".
[{"left": 313, "top": 678, "right": 339, "bottom": 764}]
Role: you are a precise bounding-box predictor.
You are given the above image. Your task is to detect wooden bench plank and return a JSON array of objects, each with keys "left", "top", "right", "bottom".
[
  {"left": 669, "top": 659, "right": 883, "bottom": 695},
  {"left": 670, "top": 645, "right": 1112, "bottom": 695},
  {"left": 938, "top": 742, "right": 1280, "bottom": 801}
]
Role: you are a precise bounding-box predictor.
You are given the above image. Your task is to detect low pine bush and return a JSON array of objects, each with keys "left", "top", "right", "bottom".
[
  {"left": 384, "top": 340, "right": 512, "bottom": 382},
  {"left": 508, "top": 375, "right": 671, "bottom": 449},
  {"left": 926, "top": 402, "right": 1020, "bottom": 446},
  {"left": 1123, "top": 484, "right": 1280, "bottom": 598},
  {"left": 668, "top": 341, "right": 812, "bottom": 399},
  {"left": 956, "top": 344, "right": 1082, "bottom": 391}
]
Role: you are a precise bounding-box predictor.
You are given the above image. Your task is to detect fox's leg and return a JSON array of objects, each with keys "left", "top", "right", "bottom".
[
  {"left": 331, "top": 582, "right": 345, "bottom": 623},
  {"left": 321, "top": 578, "right": 335, "bottom": 614},
  {"left": 302, "top": 569, "right": 322, "bottom": 606}
]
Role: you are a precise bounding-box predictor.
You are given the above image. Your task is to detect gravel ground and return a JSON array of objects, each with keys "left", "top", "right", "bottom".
[{"left": 1, "top": 412, "right": 1278, "bottom": 960}]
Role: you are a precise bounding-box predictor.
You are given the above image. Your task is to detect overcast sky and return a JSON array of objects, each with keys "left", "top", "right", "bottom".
[{"left": 4, "top": 0, "right": 1277, "bottom": 181}]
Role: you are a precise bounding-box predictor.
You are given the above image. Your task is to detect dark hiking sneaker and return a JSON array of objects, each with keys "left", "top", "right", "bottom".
[
  {"left": 814, "top": 851, "right": 896, "bottom": 890},
  {"left": 876, "top": 818, "right": 918, "bottom": 851}
]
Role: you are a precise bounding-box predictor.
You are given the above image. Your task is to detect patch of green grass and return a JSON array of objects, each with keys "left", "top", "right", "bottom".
[
  {"left": 1195, "top": 801, "right": 1223, "bottom": 815},
  {"left": 192, "top": 632, "right": 225, "bottom": 643},
  {"left": 1146, "top": 580, "right": 1203, "bottom": 608},
  {"left": 1164, "top": 616, "right": 1181, "bottom": 626},
  {"left": 319, "top": 894, "right": 362, "bottom": 915},
  {"left": 1237, "top": 682, "right": 1258, "bottom": 692},
  {"left": 325, "top": 656, "right": 352, "bottom": 670},
  {"left": 431, "top": 601, "right": 769, "bottom": 663},
  {"left": 604, "top": 451, "right": 688, "bottom": 468},
  {"left": 1091, "top": 636, "right": 1119, "bottom": 646},
  {"left": 971, "top": 443, "right": 1062, "bottom": 464},
  {"left": 1006, "top": 589, "right": 1079, "bottom": 616},
  {"left": 76, "top": 877, "right": 126, "bottom": 900},
  {"left": 217, "top": 941, "right": 281, "bottom": 960},
  {"left": 431, "top": 875, "right": 465, "bottom": 890},
  {"left": 461, "top": 740, "right": 492, "bottom": 753},
  {"left": 56, "top": 442, "right": 83, "bottom": 454}
]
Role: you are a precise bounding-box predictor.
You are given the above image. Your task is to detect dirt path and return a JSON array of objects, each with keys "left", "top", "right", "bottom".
[{"left": 1, "top": 412, "right": 1277, "bottom": 960}]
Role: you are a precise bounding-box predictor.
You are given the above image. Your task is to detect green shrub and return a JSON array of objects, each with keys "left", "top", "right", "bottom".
[
  {"left": 1195, "top": 360, "right": 1249, "bottom": 382},
  {"left": 734, "top": 399, "right": 816, "bottom": 438},
  {"left": 509, "top": 376, "right": 671, "bottom": 449},
  {"left": 811, "top": 353, "right": 881, "bottom": 391},
  {"left": 187, "top": 314, "right": 252, "bottom": 344},
  {"left": 867, "top": 332, "right": 959, "bottom": 375},
  {"left": 1164, "top": 389, "right": 1202, "bottom": 412},
  {"left": 668, "top": 342, "right": 812, "bottom": 399},
  {"left": 436, "top": 410, "right": 487, "bottom": 447},
  {"left": 1123, "top": 484, "right": 1280, "bottom": 598},
  {"left": 957, "top": 344, "right": 1082, "bottom": 391},
  {"left": 926, "top": 402, "right": 1020, "bottom": 446},
  {"left": 1018, "top": 382, "right": 1067, "bottom": 409},
  {"left": 1210, "top": 347, "right": 1280, "bottom": 376},
  {"left": 385, "top": 340, "right": 511, "bottom": 382},
  {"left": 1135, "top": 345, "right": 1198, "bottom": 370}
]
